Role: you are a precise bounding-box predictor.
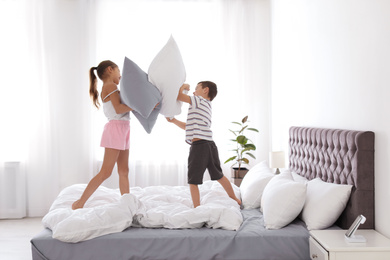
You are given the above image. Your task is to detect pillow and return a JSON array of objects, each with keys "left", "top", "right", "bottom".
[
  {"left": 300, "top": 178, "right": 352, "bottom": 230},
  {"left": 239, "top": 161, "right": 274, "bottom": 209},
  {"left": 291, "top": 171, "right": 309, "bottom": 184},
  {"left": 148, "top": 35, "right": 186, "bottom": 118},
  {"left": 120, "top": 56, "right": 162, "bottom": 118},
  {"left": 119, "top": 57, "right": 162, "bottom": 133},
  {"left": 131, "top": 103, "right": 161, "bottom": 134},
  {"left": 261, "top": 170, "right": 307, "bottom": 229}
]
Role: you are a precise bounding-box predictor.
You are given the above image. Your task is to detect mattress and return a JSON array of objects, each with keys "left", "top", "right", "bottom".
[{"left": 31, "top": 209, "right": 311, "bottom": 260}]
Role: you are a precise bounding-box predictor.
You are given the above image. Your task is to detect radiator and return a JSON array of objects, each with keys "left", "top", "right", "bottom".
[{"left": 0, "top": 162, "right": 26, "bottom": 219}]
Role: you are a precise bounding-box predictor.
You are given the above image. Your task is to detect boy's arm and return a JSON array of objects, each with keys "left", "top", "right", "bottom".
[
  {"left": 166, "top": 117, "right": 186, "bottom": 130},
  {"left": 177, "top": 84, "right": 191, "bottom": 104}
]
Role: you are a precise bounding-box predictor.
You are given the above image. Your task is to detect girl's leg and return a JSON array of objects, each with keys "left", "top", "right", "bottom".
[
  {"left": 189, "top": 184, "right": 201, "bottom": 208},
  {"left": 72, "top": 148, "right": 120, "bottom": 210},
  {"left": 217, "top": 176, "right": 242, "bottom": 205},
  {"left": 117, "top": 149, "right": 129, "bottom": 195}
]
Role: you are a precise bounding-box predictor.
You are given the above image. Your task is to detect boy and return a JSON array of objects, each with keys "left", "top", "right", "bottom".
[{"left": 166, "top": 81, "right": 241, "bottom": 208}]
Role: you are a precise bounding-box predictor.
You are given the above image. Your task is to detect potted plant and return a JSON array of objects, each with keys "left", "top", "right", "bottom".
[{"left": 224, "top": 116, "right": 259, "bottom": 180}]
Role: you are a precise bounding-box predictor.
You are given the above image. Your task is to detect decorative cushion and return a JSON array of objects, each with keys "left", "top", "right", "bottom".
[
  {"left": 300, "top": 178, "right": 352, "bottom": 230},
  {"left": 261, "top": 170, "right": 307, "bottom": 229},
  {"left": 119, "top": 57, "right": 162, "bottom": 133},
  {"left": 148, "top": 35, "right": 186, "bottom": 118},
  {"left": 239, "top": 161, "right": 274, "bottom": 209}
]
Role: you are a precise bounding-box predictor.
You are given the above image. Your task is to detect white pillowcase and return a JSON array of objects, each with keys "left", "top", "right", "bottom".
[
  {"left": 261, "top": 171, "right": 307, "bottom": 229},
  {"left": 148, "top": 35, "right": 186, "bottom": 118},
  {"left": 291, "top": 171, "right": 309, "bottom": 184},
  {"left": 239, "top": 161, "right": 274, "bottom": 209},
  {"left": 300, "top": 178, "right": 352, "bottom": 230}
]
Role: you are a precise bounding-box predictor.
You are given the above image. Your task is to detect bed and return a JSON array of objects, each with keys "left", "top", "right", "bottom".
[{"left": 31, "top": 126, "right": 375, "bottom": 260}]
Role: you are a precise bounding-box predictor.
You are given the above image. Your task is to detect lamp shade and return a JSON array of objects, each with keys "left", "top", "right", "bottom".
[{"left": 269, "top": 151, "right": 285, "bottom": 169}]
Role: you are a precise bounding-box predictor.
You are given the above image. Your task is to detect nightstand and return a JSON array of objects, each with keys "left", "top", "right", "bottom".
[{"left": 310, "top": 229, "right": 390, "bottom": 260}]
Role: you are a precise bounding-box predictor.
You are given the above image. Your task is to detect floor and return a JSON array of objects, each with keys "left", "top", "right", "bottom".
[{"left": 0, "top": 217, "right": 43, "bottom": 260}]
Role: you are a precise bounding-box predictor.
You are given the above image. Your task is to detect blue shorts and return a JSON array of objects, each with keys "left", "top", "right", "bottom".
[{"left": 187, "top": 140, "right": 224, "bottom": 185}]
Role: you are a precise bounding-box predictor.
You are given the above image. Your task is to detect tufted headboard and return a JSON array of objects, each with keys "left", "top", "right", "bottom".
[{"left": 289, "top": 127, "right": 375, "bottom": 229}]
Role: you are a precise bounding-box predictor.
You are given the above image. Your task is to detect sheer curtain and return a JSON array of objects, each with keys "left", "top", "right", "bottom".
[
  {"left": 0, "top": 0, "right": 270, "bottom": 217},
  {"left": 1, "top": 0, "right": 97, "bottom": 217}
]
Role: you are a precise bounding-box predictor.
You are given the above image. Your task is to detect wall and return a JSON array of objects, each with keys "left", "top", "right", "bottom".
[{"left": 270, "top": 0, "right": 390, "bottom": 237}]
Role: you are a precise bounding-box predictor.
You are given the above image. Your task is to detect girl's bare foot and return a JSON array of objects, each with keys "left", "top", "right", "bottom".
[
  {"left": 234, "top": 198, "right": 242, "bottom": 206},
  {"left": 72, "top": 200, "right": 84, "bottom": 210}
]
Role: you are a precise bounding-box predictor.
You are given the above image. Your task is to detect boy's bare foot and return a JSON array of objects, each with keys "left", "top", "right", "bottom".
[
  {"left": 235, "top": 198, "right": 242, "bottom": 206},
  {"left": 72, "top": 200, "right": 84, "bottom": 210}
]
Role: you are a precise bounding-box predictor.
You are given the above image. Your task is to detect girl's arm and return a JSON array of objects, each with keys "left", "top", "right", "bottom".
[
  {"left": 103, "top": 83, "right": 133, "bottom": 113},
  {"left": 166, "top": 117, "right": 186, "bottom": 130},
  {"left": 110, "top": 91, "right": 133, "bottom": 113},
  {"left": 177, "top": 84, "right": 191, "bottom": 104}
]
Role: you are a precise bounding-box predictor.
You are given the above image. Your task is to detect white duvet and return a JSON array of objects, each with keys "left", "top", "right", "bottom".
[{"left": 42, "top": 181, "right": 243, "bottom": 243}]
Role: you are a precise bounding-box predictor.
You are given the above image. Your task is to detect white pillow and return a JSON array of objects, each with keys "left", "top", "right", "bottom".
[
  {"left": 261, "top": 171, "right": 307, "bottom": 229},
  {"left": 239, "top": 161, "right": 274, "bottom": 209},
  {"left": 300, "top": 178, "right": 352, "bottom": 230},
  {"left": 148, "top": 35, "right": 186, "bottom": 117},
  {"left": 291, "top": 171, "right": 309, "bottom": 184}
]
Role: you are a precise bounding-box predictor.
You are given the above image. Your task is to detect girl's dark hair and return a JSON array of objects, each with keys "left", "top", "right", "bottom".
[
  {"left": 89, "top": 60, "right": 118, "bottom": 109},
  {"left": 199, "top": 81, "right": 217, "bottom": 101}
]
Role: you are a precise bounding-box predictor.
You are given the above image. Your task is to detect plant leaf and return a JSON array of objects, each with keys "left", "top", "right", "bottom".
[
  {"left": 241, "top": 158, "right": 249, "bottom": 164},
  {"left": 239, "top": 125, "right": 248, "bottom": 134},
  {"left": 244, "top": 143, "right": 256, "bottom": 150},
  {"left": 236, "top": 135, "right": 248, "bottom": 145},
  {"left": 224, "top": 156, "right": 237, "bottom": 164},
  {"left": 232, "top": 122, "right": 242, "bottom": 126},
  {"left": 229, "top": 130, "right": 238, "bottom": 136},
  {"left": 247, "top": 128, "right": 259, "bottom": 132},
  {"left": 240, "top": 147, "right": 252, "bottom": 155},
  {"left": 246, "top": 152, "right": 256, "bottom": 159},
  {"left": 242, "top": 116, "right": 248, "bottom": 124}
]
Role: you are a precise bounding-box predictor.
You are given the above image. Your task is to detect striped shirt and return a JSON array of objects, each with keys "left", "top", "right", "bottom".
[{"left": 185, "top": 96, "right": 213, "bottom": 144}]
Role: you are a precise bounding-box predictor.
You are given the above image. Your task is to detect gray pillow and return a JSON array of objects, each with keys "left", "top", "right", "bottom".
[
  {"left": 120, "top": 57, "right": 162, "bottom": 133},
  {"left": 132, "top": 103, "right": 161, "bottom": 134}
]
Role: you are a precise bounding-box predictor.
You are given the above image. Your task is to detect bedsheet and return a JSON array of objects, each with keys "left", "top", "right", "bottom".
[
  {"left": 32, "top": 209, "right": 311, "bottom": 260},
  {"left": 42, "top": 181, "right": 242, "bottom": 243}
]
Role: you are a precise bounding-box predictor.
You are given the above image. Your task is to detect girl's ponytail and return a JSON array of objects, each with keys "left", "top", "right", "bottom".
[
  {"left": 89, "top": 67, "right": 100, "bottom": 109},
  {"left": 89, "top": 60, "right": 118, "bottom": 109}
]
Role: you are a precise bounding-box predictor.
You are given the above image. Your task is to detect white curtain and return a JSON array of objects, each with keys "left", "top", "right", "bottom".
[{"left": 0, "top": 0, "right": 270, "bottom": 217}]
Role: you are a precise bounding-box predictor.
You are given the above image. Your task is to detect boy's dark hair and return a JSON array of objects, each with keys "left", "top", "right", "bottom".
[{"left": 199, "top": 81, "right": 217, "bottom": 101}]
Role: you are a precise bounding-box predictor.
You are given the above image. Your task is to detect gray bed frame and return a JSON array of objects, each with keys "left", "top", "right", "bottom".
[{"left": 31, "top": 126, "right": 375, "bottom": 260}]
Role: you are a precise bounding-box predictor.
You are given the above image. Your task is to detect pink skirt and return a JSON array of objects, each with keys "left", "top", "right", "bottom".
[{"left": 100, "top": 120, "right": 130, "bottom": 150}]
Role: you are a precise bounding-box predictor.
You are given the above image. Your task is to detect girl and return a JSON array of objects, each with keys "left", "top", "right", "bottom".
[{"left": 72, "top": 60, "right": 133, "bottom": 210}]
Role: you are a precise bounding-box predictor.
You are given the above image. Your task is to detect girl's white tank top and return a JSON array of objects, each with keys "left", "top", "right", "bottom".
[{"left": 102, "top": 89, "right": 130, "bottom": 121}]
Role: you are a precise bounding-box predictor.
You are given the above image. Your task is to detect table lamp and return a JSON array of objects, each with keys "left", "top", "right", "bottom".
[{"left": 269, "top": 151, "right": 285, "bottom": 174}]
